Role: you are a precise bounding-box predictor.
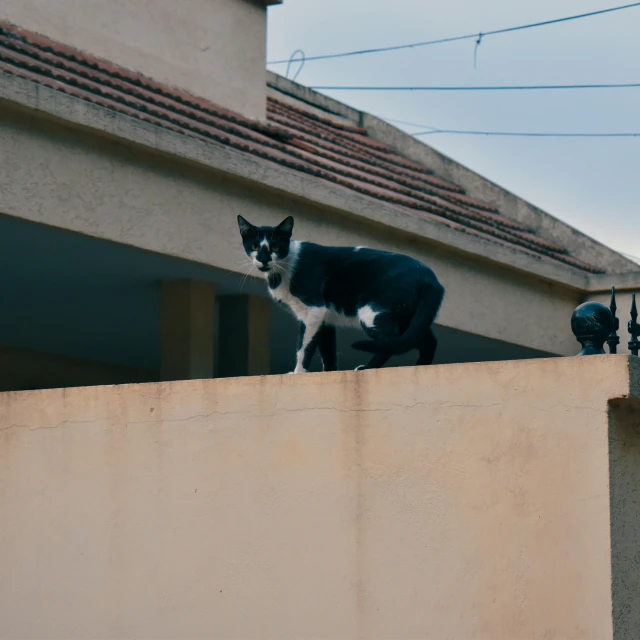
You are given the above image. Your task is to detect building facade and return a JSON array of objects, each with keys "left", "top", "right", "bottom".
[{"left": 0, "top": 0, "right": 639, "bottom": 391}]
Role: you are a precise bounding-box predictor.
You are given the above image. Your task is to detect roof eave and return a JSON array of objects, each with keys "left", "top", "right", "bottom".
[
  {"left": 267, "top": 71, "right": 638, "bottom": 276},
  {"left": 0, "top": 71, "right": 597, "bottom": 292}
]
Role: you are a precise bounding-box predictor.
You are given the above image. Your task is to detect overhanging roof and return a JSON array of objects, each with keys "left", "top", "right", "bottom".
[{"left": 0, "top": 20, "right": 630, "bottom": 276}]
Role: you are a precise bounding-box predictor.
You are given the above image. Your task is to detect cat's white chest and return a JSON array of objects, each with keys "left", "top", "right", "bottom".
[
  {"left": 269, "top": 283, "right": 364, "bottom": 329},
  {"left": 269, "top": 283, "right": 312, "bottom": 322}
]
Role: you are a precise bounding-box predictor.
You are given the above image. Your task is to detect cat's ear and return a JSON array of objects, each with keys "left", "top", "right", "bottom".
[
  {"left": 237, "top": 215, "right": 254, "bottom": 238},
  {"left": 276, "top": 216, "right": 294, "bottom": 238}
]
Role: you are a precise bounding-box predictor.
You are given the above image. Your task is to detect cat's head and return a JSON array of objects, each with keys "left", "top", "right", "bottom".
[{"left": 237, "top": 215, "right": 294, "bottom": 274}]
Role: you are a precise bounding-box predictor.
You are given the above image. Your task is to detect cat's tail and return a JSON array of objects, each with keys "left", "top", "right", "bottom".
[{"left": 351, "top": 282, "right": 444, "bottom": 355}]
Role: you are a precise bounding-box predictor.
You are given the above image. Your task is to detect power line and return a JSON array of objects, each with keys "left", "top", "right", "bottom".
[
  {"left": 378, "top": 115, "right": 640, "bottom": 137},
  {"left": 412, "top": 129, "right": 640, "bottom": 138},
  {"left": 383, "top": 117, "right": 437, "bottom": 129},
  {"left": 374, "top": 116, "right": 640, "bottom": 138},
  {"left": 268, "top": 2, "right": 640, "bottom": 65},
  {"left": 310, "top": 83, "right": 640, "bottom": 92}
]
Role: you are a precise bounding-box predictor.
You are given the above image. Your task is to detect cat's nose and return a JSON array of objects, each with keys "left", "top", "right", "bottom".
[
  {"left": 257, "top": 251, "right": 271, "bottom": 271},
  {"left": 257, "top": 249, "right": 271, "bottom": 266}
]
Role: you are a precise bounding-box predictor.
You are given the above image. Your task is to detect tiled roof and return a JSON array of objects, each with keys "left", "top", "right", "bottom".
[{"left": 0, "top": 21, "right": 602, "bottom": 273}]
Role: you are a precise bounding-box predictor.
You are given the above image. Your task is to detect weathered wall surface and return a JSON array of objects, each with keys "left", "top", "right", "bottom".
[
  {"left": 1, "top": 356, "right": 638, "bottom": 639},
  {"left": 0, "top": 107, "right": 582, "bottom": 356},
  {"left": 609, "top": 396, "right": 640, "bottom": 640},
  {"left": 2, "top": 0, "right": 270, "bottom": 119}
]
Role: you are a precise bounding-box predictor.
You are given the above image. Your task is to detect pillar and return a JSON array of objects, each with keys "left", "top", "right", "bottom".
[
  {"left": 217, "top": 295, "right": 271, "bottom": 377},
  {"left": 160, "top": 280, "right": 215, "bottom": 381}
]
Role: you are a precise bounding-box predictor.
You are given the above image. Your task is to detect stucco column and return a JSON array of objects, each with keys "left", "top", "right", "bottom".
[
  {"left": 160, "top": 280, "right": 215, "bottom": 381},
  {"left": 217, "top": 295, "right": 270, "bottom": 377}
]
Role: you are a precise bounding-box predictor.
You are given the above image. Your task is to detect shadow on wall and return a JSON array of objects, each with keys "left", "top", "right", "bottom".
[{"left": 609, "top": 398, "right": 640, "bottom": 640}]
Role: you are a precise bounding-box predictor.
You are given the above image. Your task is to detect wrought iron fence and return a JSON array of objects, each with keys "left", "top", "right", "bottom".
[{"left": 572, "top": 288, "right": 639, "bottom": 356}]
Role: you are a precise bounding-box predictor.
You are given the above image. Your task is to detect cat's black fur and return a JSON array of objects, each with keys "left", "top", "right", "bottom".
[{"left": 237, "top": 215, "right": 445, "bottom": 373}]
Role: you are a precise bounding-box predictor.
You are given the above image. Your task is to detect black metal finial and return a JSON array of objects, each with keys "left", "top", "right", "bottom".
[
  {"left": 571, "top": 301, "right": 615, "bottom": 356},
  {"left": 607, "top": 287, "right": 620, "bottom": 354},
  {"left": 629, "top": 293, "right": 639, "bottom": 357}
]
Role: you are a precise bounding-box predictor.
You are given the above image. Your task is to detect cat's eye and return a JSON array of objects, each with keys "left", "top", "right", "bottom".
[
  {"left": 251, "top": 244, "right": 259, "bottom": 251},
  {"left": 271, "top": 244, "right": 278, "bottom": 252}
]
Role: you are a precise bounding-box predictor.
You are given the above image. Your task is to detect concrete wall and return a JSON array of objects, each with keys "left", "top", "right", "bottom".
[
  {"left": 2, "top": 0, "right": 272, "bottom": 119},
  {"left": 0, "top": 105, "right": 583, "bottom": 356},
  {"left": 1, "top": 356, "right": 639, "bottom": 639},
  {"left": 609, "top": 396, "right": 640, "bottom": 640}
]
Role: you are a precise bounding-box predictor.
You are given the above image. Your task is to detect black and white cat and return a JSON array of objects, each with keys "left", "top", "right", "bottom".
[{"left": 237, "top": 215, "right": 445, "bottom": 373}]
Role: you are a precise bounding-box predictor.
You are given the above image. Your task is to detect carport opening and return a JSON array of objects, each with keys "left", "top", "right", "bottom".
[{"left": 0, "top": 215, "right": 552, "bottom": 392}]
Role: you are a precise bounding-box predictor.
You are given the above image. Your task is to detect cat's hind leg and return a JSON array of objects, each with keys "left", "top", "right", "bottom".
[
  {"left": 317, "top": 324, "right": 337, "bottom": 372},
  {"left": 355, "top": 312, "right": 399, "bottom": 370},
  {"left": 355, "top": 352, "right": 392, "bottom": 371},
  {"left": 416, "top": 327, "right": 438, "bottom": 366}
]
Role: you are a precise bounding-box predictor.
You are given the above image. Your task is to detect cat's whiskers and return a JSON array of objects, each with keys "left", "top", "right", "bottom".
[
  {"left": 220, "top": 262, "right": 251, "bottom": 280},
  {"left": 274, "top": 262, "right": 296, "bottom": 287},
  {"left": 272, "top": 262, "right": 291, "bottom": 281},
  {"left": 275, "top": 258, "right": 295, "bottom": 280},
  {"left": 239, "top": 262, "right": 257, "bottom": 291}
]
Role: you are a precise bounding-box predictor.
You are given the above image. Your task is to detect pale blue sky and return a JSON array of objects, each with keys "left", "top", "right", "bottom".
[{"left": 266, "top": 0, "right": 640, "bottom": 263}]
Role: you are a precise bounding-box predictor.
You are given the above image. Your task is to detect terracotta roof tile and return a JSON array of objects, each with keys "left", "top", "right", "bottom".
[{"left": 0, "top": 21, "right": 603, "bottom": 274}]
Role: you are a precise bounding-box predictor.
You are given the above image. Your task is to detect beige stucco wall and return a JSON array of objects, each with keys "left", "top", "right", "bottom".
[
  {"left": 2, "top": 0, "right": 270, "bottom": 119},
  {"left": 0, "top": 106, "right": 583, "bottom": 356},
  {"left": 1, "top": 356, "right": 639, "bottom": 639}
]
